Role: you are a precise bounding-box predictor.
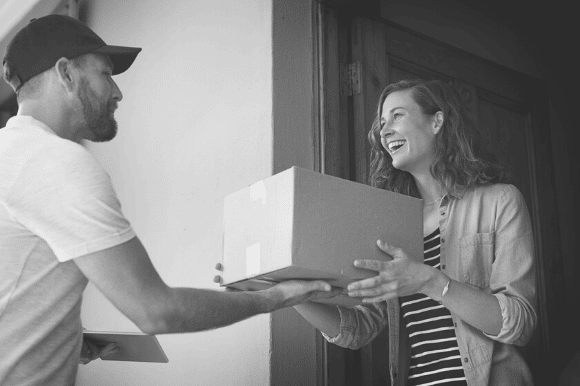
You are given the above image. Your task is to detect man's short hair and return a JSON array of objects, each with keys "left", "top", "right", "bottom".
[{"left": 3, "top": 55, "right": 90, "bottom": 103}]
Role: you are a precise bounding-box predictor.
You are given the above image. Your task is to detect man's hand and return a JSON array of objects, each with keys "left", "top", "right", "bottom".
[
  {"left": 264, "top": 280, "right": 342, "bottom": 311},
  {"left": 79, "top": 338, "right": 119, "bottom": 365},
  {"left": 214, "top": 262, "right": 340, "bottom": 310},
  {"left": 213, "top": 262, "right": 225, "bottom": 285}
]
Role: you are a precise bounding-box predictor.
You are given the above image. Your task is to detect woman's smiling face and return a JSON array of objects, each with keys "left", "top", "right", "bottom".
[{"left": 379, "top": 89, "right": 441, "bottom": 175}]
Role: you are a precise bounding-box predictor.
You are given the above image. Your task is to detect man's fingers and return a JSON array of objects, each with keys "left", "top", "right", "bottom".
[
  {"left": 83, "top": 340, "right": 101, "bottom": 362},
  {"left": 99, "top": 343, "right": 119, "bottom": 358},
  {"left": 214, "top": 263, "right": 223, "bottom": 284},
  {"left": 305, "top": 280, "right": 331, "bottom": 292},
  {"left": 308, "top": 286, "right": 343, "bottom": 300}
]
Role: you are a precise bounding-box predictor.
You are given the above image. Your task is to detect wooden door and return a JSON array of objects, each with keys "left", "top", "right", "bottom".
[{"left": 322, "top": 13, "right": 564, "bottom": 386}]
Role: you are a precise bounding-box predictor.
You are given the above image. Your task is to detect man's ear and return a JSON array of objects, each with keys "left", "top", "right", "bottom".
[
  {"left": 54, "top": 57, "right": 77, "bottom": 92},
  {"left": 433, "top": 111, "right": 444, "bottom": 135}
]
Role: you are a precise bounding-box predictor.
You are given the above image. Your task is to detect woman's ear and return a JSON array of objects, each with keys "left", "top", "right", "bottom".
[
  {"left": 54, "top": 57, "right": 76, "bottom": 92},
  {"left": 433, "top": 111, "right": 444, "bottom": 134}
]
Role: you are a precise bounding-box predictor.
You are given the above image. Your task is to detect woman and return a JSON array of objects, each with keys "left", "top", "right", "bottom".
[{"left": 294, "top": 79, "right": 537, "bottom": 385}]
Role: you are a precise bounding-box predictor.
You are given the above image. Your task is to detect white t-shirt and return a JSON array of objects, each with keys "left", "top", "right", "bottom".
[{"left": 0, "top": 116, "right": 136, "bottom": 385}]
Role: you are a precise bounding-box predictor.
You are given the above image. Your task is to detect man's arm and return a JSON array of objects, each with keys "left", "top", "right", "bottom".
[{"left": 74, "top": 236, "right": 333, "bottom": 334}]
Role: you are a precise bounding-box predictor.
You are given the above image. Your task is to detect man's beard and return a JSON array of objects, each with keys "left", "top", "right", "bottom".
[{"left": 78, "top": 79, "right": 118, "bottom": 142}]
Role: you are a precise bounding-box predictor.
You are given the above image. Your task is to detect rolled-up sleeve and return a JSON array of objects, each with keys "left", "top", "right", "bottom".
[
  {"left": 321, "top": 301, "right": 389, "bottom": 350},
  {"left": 484, "top": 185, "right": 537, "bottom": 345}
]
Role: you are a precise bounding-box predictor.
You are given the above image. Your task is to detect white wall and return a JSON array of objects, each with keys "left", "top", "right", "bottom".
[{"left": 78, "top": 0, "right": 274, "bottom": 385}]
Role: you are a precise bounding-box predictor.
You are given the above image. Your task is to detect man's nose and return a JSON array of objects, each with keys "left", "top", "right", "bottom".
[{"left": 112, "top": 81, "right": 123, "bottom": 102}]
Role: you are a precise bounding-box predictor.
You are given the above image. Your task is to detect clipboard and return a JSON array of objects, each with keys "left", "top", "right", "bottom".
[{"left": 83, "top": 331, "right": 169, "bottom": 363}]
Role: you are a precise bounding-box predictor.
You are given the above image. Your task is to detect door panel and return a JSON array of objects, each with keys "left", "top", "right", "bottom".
[
  {"left": 323, "top": 13, "right": 561, "bottom": 386},
  {"left": 478, "top": 99, "right": 533, "bottom": 208}
]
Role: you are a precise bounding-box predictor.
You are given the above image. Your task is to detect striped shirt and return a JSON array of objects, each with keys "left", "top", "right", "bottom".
[{"left": 400, "top": 228, "right": 467, "bottom": 386}]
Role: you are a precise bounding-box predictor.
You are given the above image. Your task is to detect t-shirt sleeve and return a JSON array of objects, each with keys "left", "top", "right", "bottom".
[{"left": 6, "top": 141, "right": 136, "bottom": 262}]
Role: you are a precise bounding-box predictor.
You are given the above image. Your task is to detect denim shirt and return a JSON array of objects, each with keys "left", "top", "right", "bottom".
[{"left": 323, "top": 183, "right": 537, "bottom": 386}]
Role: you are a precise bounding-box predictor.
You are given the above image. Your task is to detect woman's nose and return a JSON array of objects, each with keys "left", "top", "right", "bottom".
[{"left": 380, "top": 123, "right": 392, "bottom": 138}]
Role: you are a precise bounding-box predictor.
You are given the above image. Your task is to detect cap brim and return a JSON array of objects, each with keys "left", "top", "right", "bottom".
[{"left": 92, "top": 45, "right": 142, "bottom": 75}]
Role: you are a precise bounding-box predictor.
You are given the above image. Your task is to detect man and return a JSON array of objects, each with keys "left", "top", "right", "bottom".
[{"left": 0, "top": 14, "right": 334, "bottom": 385}]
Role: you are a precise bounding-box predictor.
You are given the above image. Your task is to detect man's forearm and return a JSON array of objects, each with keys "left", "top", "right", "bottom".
[
  {"left": 73, "top": 237, "right": 334, "bottom": 335},
  {"left": 143, "top": 280, "right": 337, "bottom": 334},
  {"left": 144, "top": 287, "right": 274, "bottom": 334}
]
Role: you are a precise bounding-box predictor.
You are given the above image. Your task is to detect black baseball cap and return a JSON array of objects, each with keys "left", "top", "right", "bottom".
[{"left": 3, "top": 14, "right": 142, "bottom": 91}]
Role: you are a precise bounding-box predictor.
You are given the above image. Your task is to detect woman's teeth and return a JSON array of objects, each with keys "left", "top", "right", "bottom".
[{"left": 388, "top": 140, "right": 405, "bottom": 153}]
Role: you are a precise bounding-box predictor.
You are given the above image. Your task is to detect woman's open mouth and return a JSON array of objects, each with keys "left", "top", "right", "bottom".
[{"left": 387, "top": 140, "right": 406, "bottom": 154}]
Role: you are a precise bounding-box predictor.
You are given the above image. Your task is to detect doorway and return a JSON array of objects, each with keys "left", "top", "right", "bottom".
[{"left": 318, "top": 6, "right": 564, "bottom": 385}]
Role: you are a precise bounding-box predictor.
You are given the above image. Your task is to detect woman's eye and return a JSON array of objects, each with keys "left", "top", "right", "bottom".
[{"left": 393, "top": 113, "right": 403, "bottom": 120}]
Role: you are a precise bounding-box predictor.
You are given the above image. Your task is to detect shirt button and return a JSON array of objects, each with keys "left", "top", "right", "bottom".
[
  {"left": 464, "top": 357, "right": 469, "bottom": 363},
  {"left": 441, "top": 238, "right": 445, "bottom": 243},
  {"left": 454, "top": 322, "right": 458, "bottom": 327},
  {"left": 393, "top": 372, "right": 397, "bottom": 378},
  {"left": 442, "top": 264, "right": 446, "bottom": 270}
]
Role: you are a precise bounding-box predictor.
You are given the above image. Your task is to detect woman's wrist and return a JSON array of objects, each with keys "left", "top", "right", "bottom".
[{"left": 421, "top": 267, "right": 449, "bottom": 302}]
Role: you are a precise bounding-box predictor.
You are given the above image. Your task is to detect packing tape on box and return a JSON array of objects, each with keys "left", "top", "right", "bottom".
[
  {"left": 246, "top": 242, "right": 261, "bottom": 277},
  {"left": 249, "top": 180, "right": 267, "bottom": 205}
]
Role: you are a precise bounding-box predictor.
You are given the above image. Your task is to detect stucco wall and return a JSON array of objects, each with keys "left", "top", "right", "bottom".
[{"left": 77, "top": 1, "right": 274, "bottom": 385}]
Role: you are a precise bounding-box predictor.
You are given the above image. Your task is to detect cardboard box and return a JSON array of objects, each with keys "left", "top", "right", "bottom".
[{"left": 221, "top": 166, "right": 423, "bottom": 307}]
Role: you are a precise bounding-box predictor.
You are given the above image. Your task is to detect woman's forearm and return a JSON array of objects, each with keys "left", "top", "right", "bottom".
[
  {"left": 293, "top": 302, "right": 341, "bottom": 338},
  {"left": 424, "top": 269, "right": 502, "bottom": 336}
]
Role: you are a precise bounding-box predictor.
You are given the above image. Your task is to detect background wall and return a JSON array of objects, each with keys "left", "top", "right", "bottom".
[{"left": 77, "top": 0, "right": 275, "bottom": 385}]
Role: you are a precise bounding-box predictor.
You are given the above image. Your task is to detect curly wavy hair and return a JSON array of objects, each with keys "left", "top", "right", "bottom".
[{"left": 368, "top": 79, "right": 509, "bottom": 198}]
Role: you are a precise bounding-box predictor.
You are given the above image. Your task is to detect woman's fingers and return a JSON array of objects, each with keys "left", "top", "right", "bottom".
[
  {"left": 354, "top": 259, "right": 388, "bottom": 271},
  {"left": 361, "top": 292, "right": 398, "bottom": 303},
  {"left": 376, "top": 240, "right": 406, "bottom": 259},
  {"left": 348, "top": 281, "right": 399, "bottom": 298},
  {"left": 347, "top": 271, "right": 388, "bottom": 291}
]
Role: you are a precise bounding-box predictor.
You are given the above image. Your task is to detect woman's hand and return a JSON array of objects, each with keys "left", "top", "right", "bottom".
[{"left": 347, "top": 240, "right": 438, "bottom": 303}]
